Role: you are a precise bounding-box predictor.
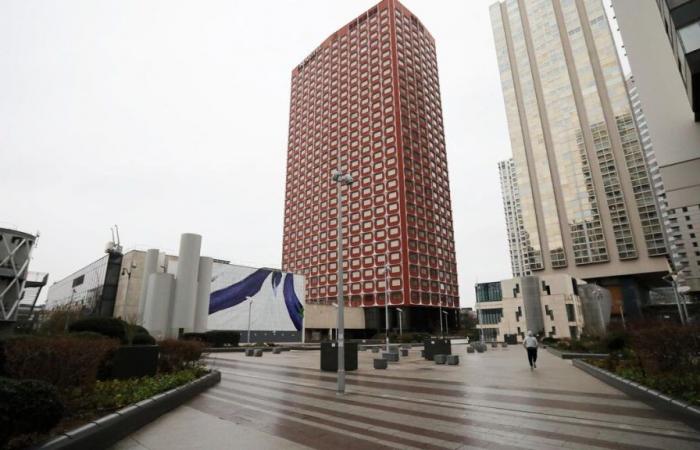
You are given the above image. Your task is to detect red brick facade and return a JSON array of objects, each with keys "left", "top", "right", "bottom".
[{"left": 282, "top": 0, "right": 458, "bottom": 314}]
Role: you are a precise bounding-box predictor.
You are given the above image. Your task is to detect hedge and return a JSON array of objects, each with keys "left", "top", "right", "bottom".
[
  {"left": 68, "top": 317, "right": 155, "bottom": 345},
  {"left": 0, "top": 377, "right": 64, "bottom": 447}
]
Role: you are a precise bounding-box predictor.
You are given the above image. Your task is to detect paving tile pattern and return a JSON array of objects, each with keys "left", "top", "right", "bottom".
[{"left": 116, "top": 346, "right": 700, "bottom": 449}]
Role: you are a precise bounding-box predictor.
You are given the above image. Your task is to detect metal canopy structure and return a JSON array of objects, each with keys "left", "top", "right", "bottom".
[{"left": 0, "top": 227, "right": 38, "bottom": 323}]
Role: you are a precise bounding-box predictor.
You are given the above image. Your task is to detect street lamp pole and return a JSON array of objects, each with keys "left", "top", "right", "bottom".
[
  {"left": 332, "top": 169, "right": 353, "bottom": 395},
  {"left": 385, "top": 263, "right": 390, "bottom": 352},
  {"left": 443, "top": 310, "right": 449, "bottom": 336},
  {"left": 396, "top": 307, "right": 403, "bottom": 336},
  {"left": 439, "top": 301, "right": 444, "bottom": 338},
  {"left": 247, "top": 297, "right": 253, "bottom": 344}
]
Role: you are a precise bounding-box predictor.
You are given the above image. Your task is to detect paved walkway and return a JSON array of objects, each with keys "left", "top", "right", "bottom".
[{"left": 115, "top": 345, "right": 700, "bottom": 449}]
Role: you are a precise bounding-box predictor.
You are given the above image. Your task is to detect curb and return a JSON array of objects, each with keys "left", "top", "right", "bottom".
[
  {"left": 37, "top": 370, "right": 222, "bottom": 449},
  {"left": 573, "top": 359, "right": 700, "bottom": 432},
  {"left": 546, "top": 347, "right": 608, "bottom": 359}
]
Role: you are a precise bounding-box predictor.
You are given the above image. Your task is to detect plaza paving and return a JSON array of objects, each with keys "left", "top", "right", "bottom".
[{"left": 115, "top": 344, "right": 700, "bottom": 449}]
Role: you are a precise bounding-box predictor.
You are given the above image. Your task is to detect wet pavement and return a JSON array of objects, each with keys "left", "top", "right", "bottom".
[{"left": 114, "top": 344, "right": 700, "bottom": 449}]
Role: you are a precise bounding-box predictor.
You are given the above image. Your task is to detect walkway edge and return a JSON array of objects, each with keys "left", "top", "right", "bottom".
[
  {"left": 573, "top": 359, "right": 700, "bottom": 432},
  {"left": 38, "top": 370, "right": 222, "bottom": 450}
]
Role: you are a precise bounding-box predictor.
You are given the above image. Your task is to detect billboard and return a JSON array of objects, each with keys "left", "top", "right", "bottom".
[{"left": 168, "top": 262, "right": 304, "bottom": 333}]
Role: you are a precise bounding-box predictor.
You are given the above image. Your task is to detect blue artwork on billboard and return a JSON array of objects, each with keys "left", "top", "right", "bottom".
[{"left": 208, "top": 268, "right": 304, "bottom": 331}]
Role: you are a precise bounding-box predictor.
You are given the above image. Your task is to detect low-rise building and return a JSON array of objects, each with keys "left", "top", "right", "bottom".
[{"left": 475, "top": 274, "right": 610, "bottom": 342}]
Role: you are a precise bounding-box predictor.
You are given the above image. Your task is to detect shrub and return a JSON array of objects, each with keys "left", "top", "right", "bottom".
[
  {"left": 2, "top": 335, "right": 119, "bottom": 391},
  {"left": 182, "top": 332, "right": 206, "bottom": 342},
  {"left": 158, "top": 339, "right": 204, "bottom": 373},
  {"left": 90, "top": 368, "right": 205, "bottom": 410},
  {"left": 628, "top": 321, "right": 700, "bottom": 374},
  {"left": 204, "top": 330, "right": 240, "bottom": 347},
  {"left": 0, "top": 377, "right": 64, "bottom": 447},
  {"left": 602, "top": 330, "right": 628, "bottom": 352},
  {"left": 68, "top": 317, "right": 154, "bottom": 345}
]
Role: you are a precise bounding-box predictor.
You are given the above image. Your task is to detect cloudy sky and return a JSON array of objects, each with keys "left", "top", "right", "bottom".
[{"left": 2, "top": 0, "right": 587, "bottom": 307}]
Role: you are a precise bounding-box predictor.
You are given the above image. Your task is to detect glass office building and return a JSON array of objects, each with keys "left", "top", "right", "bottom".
[{"left": 490, "top": 0, "right": 667, "bottom": 284}]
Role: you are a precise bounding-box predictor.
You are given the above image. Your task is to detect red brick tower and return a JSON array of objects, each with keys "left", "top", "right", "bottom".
[{"left": 282, "top": 0, "right": 458, "bottom": 333}]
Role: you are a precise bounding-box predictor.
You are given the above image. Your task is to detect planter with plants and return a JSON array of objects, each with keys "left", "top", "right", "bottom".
[{"left": 0, "top": 313, "right": 219, "bottom": 449}]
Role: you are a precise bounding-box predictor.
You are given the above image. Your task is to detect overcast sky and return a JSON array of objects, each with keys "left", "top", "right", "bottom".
[{"left": 2, "top": 0, "right": 575, "bottom": 307}]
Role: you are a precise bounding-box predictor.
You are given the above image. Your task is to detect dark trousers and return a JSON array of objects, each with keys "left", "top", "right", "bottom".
[{"left": 526, "top": 347, "right": 538, "bottom": 366}]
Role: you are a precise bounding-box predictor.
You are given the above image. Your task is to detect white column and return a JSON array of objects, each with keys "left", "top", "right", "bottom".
[
  {"left": 143, "top": 272, "right": 174, "bottom": 341},
  {"left": 138, "top": 249, "right": 160, "bottom": 324},
  {"left": 194, "top": 256, "right": 213, "bottom": 333},
  {"left": 171, "top": 233, "right": 201, "bottom": 336}
]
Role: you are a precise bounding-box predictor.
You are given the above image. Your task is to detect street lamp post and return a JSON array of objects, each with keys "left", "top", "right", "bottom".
[
  {"left": 384, "top": 263, "right": 390, "bottom": 352},
  {"left": 332, "top": 169, "right": 353, "bottom": 395},
  {"left": 439, "top": 301, "right": 444, "bottom": 337},
  {"left": 664, "top": 273, "right": 687, "bottom": 325},
  {"left": 443, "top": 310, "right": 449, "bottom": 336},
  {"left": 246, "top": 296, "right": 253, "bottom": 344},
  {"left": 396, "top": 307, "right": 403, "bottom": 337}
]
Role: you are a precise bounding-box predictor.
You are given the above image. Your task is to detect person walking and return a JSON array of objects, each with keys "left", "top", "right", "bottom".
[{"left": 523, "top": 331, "right": 538, "bottom": 370}]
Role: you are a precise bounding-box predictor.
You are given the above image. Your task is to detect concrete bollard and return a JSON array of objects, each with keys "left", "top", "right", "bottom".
[
  {"left": 491, "top": 342, "right": 498, "bottom": 348},
  {"left": 382, "top": 352, "right": 399, "bottom": 362},
  {"left": 245, "top": 348, "right": 255, "bottom": 357},
  {"left": 400, "top": 349, "right": 409, "bottom": 357},
  {"left": 371, "top": 347, "right": 380, "bottom": 353},
  {"left": 434, "top": 354, "right": 447, "bottom": 364},
  {"left": 254, "top": 349, "right": 263, "bottom": 357},
  {"left": 501, "top": 342, "right": 508, "bottom": 348},
  {"left": 273, "top": 347, "right": 282, "bottom": 354},
  {"left": 467, "top": 346, "right": 475, "bottom": 354},
  {"left": 374, "top": 358, "right": 388, "bottom": 369},
  {"left": 420, "top": 350, "right": 425, "bottom": 358},
  {"left": 446, "top": 355, "right": 459, "bottom": 365}
]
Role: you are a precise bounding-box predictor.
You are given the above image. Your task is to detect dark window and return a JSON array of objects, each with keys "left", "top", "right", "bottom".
[{"left": 72, "top": 275, "right": 85, "bottom": 288}]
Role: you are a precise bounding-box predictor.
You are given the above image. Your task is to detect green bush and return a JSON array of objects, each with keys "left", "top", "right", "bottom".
[
  {"left": 68, "top": 317, "right": 154, "bottom": 345},
  {"left": 0, "top": 377, "right": 64, "bottom": 447},
  {"left": 2, "top": 335, "right": 119, "bottom": 391},
  {"left": 158, "top": 339, "right": 204, "bottom": 373},
  {"left": 204, "top": 330, "right": 240, "bottom": 347},
  {"left": 182, "top": 332, "right": 206, "bottom": 342},
  {"left": 90, "top": 368, "right": 205, "bottom": 410}
]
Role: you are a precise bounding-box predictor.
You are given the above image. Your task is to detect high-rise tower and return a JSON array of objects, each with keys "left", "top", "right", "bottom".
[
  {"left": 282, "top": 0, "right": 459, "bottom": 332},
  {"left": 490, "top": 0, "right": 668, "bottom": 316},
  {"left": 498, "top": 158, "right": 530, "bottom": 278}
]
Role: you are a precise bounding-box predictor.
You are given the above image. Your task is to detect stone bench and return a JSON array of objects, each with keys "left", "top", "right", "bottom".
[
  {"left": 273, "top": 347, "right": 282, "bottom": 354},
  {"left": 374, "top": 358, "right": 388, "bottom": 369},
  {"left": 434, "top": 354, "right": 447, "bottom": 364},
  {"left": 382, "top": 352, "right": 399, "bottom": 362},
  {"left": 254, "top": 349, "right": 263, "bottom": 357},
  {"left": 245, "top": 349, "right": 255, "bottom": 357},
  {"left": 446, "top": 355, "right": 459, "bottom": 365}
]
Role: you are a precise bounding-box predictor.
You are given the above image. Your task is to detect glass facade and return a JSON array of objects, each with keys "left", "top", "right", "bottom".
[
  {"left": 475, "top": 282, "right": 503, "bottom": 302},
  {"left": 490, "top": 0, "right": 666, "bottom": 274}
]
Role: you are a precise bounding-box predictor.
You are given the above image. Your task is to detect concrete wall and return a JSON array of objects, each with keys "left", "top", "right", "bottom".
[{"left": 612, "top": 0, "right": 700, "bottom": 210}]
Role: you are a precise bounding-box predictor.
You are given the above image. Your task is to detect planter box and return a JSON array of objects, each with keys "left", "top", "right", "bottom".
[
  {"left": 423, "top": 339, "right": 451, "bottom": 360},
  {"left": 109, "top": 345, "right": 159, "bottom": 380},
  {"left": 573, "top": 360, "right": 700, "bottom": 432},
  {"left": 382, "top": 352, "right": 399, "bottom": 362},
  {"left": 320, "top": 342, "right": 358, "bottom": 372},
  {"left": 373, "top": 358, "right": 388, "bottom": 369},
  {"left": 39, "top": 371, "right": 221, "bottom": 450}
]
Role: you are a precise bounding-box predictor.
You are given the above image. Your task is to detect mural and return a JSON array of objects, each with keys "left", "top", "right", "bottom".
[
  {"left": 166, "top": 262, "right": 304, "bottom": 332},
  {"left": 206, "top": 265, "right": 304, "bottom": 332}
]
